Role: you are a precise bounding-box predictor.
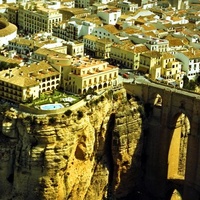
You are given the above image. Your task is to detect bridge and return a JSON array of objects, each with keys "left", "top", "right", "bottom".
[{"left": 124, "top": 82, "right": 200, "bottom": 200}]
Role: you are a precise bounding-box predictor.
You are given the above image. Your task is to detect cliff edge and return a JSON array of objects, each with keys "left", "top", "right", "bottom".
[{"left": 0, "top": 88, "right": 144, "bottom": 200}]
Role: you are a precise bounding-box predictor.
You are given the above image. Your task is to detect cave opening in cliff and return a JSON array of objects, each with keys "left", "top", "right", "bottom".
[{"left": 167, "top": 113, "right": 190, "bottom": 199}]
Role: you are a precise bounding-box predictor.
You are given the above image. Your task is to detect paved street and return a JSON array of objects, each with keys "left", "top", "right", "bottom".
[{"left": 118, "top": 69, "right": 150, "bottom": 85}]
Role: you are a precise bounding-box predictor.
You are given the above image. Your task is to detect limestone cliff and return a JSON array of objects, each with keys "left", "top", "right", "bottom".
[{"left": 0, "top": 88, "right": 144, "bottom": 200}]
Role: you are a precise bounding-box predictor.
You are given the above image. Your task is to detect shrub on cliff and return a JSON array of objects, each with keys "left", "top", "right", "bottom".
[
  {"left": 49, "top": 117, "right": 56, "bottom": 124},
  {"left": 65, "top": 109, "right": 72, "bottom": 117},
  {"left": 77, "top": 110, "right": 84, "bottom": 119}
]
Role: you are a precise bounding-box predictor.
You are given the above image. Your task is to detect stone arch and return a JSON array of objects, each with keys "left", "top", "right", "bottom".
[
  {"left": 167, "top": 112, "right": 190, "bottom": 195},
  {"left": 93, "top": 85, "right": 97, "bottom": 91},
  {"left": 78, "top": 89, "right": 81, "bottom": 94},
  {"left": 87, "top": 87, "right": 93, "bottom": 94},
  {"left": 103, "top": 83, "right": 107, "bottom": 88},
  {"left": 83, "top": 89, "right": 86, "bottom": 95},
  {"left": 98, "top": 84, "right": 102, "bottom": 90}
]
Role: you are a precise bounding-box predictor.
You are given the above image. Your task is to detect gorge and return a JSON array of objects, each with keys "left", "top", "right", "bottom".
[
  {"left": 0, "top": 83, "right": 197, "bottom": 200},
  {"left": 0, "top": 88, "right": 146, "bottom": 200}
]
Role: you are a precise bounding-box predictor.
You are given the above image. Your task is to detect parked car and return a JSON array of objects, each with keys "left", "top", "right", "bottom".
[{"left": 123, "top": 73, "right": 129, "bottom": 79}]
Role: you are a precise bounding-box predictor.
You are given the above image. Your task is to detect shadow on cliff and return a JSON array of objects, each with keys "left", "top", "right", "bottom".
[{"left": 101, "top": 95, "right": 153, "bottom": 200}]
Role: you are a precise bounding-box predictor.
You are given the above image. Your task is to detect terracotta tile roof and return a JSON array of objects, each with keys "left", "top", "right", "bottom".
[
  {"left": 162, "top": 52, "right": 175, "bottom": 59},
  {"left": 144, "top": 31, "right": 156, "bottom": 37},
  {"left": 97, "top": 38, "right": 112, "bottom": 44},
  {"left": 122, "top": 27, "right": 141, "bottom": 34},
  {"left": 0, "top": 61, "right": 60, "bottom": 88},
  {"left": 83, "top": 34, "right": 98, "bottom": 41},
  {"left": 103, "top": 24, "right": 119, "bottom": 35},
  {"left": 112, "top": 41, "right": 148, "bottom": 53},
  {"left": 134, "top": 44, "right": 149, "bottom": 53},
  {"left": 141, "top": 24, "right": 156, "bottom": 31},
  {"left": 0, "top": 18, "right": 17, "bottom": 37},
  {"left": 0, "top": 55, "right": 21, "bottom": 65},
  {"left": 0, "top": 68, "right": 38, "bottom": 87},
  {"left": 182, "top": 50, "right": 200, "bottom": 59},
  {"left": 167, "top": 38, "right": 185, "bottom": 47},
  {"left": 142, "top": 50, "right": 162, "bottom": 58},
  {"left": 34, "top": 48, "right": 67, "bottom": 58},
  {"left": 59, "top": 7, "right": 90, "bottom": 15}
]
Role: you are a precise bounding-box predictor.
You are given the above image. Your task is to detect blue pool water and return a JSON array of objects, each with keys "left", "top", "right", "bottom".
[{"left": 40, "top": 103, "right": 64, "bottom": 110}]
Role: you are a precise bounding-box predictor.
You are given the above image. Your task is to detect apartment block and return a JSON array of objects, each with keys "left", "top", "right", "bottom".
[
  {"left": 8, "top": 38, "right": 42, "bottom": 55},
  {"left": 83, "top": 34, "right": 112, "bottom": 59},
  {"left": 117, "top": 1, "right": 138, "bottom": 13},
  {"left": 0, "top": 61, "right": 60, "bottom": 103},
  {"left": 59, "top": 8, "right": 90, "bottom": 20},
  {"left": 97, "top": 8, "right": 121, "bottom": 25},
  {"left": 64, "top": 58, "right": 118, "bottom": 94},
  {"left": 66, "top": 41, "right": 84, "bottom": 57},
  {"left": 75, "top": 0, "right": 95, "bottom": 8},
  {"left": 18, "top": 3, "right": 62, "bottom": 33},
  {"left": 31, "top": 48, "right": 67, "bottom": 62},
  {"left": 7, "top": 4, "right": 18, "bottom": 26},
  {"left": 53, "top": 18, "right": 97, "bottom": 41},
  {"left": 92, "top": 25, "right": 128, "bottom": 43},
  {"left": 83, "top": 34, "right": 97, "bottom": 57},
  {"left": 110, "top": 41, "right": 149, "bottom": 70},
  {"left": 96, "top": 38, "right": 112, "bottom": 59},
  {"left": 175, "top": 49, "right": 200, "bottom": 80},
  {"left": 130, "top": 34, "right": 169, "bottom": 52},
  {"left": 139, "top": 50, "right": 162, "bottom": 73}
]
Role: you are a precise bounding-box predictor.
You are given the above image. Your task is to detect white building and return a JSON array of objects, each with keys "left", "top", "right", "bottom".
[
  {"left": 62, "top": 0, "right": 75, "bottom": 8},
  {"left": 53, "top": 18, "right": 97, "bottom": 41},
  {"left": 97, "top": 8, "right": 121, "bottom": 25},
  {"left": 0, "top": 19, "right": 17, "bottom": 47},
  {"left": 117, "top": 1, "right": 138, "bottom": 13},
  {"left": 175, "top": 49, "right": 200, "bottom": 80},
  {"left": 92, "top": 25, "right": 128, "bottom": 43},
  {"left": 130, "top": 34, "right": 169, "bottom": 52},
  {"left": 95, "top": 0, "right": 114, "bottom": 4}
]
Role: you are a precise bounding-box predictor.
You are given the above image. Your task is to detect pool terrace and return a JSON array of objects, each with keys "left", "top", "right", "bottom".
[{"left": 25, "top": 90, "right": 80, "bottom": 109}]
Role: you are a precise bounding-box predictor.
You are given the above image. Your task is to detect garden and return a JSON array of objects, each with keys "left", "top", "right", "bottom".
[{"left": 25, "top": 90, "right": 81, "bottom": 109}]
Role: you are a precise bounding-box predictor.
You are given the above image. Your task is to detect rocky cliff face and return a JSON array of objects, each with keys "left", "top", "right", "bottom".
[{"left": 0, "top": 88, "right": 144, "bottom": 200}]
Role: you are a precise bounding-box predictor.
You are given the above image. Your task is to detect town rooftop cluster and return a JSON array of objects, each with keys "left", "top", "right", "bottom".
[{"left": 0, "top": 0, "right": 199, "bottom": 104}]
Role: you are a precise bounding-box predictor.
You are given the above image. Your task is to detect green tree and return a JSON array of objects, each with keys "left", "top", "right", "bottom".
[
  {"left": 77, "top": 110, "right": 83, "bottom": 119},
  {"left": 65, "top": 109, "right": 72, "bottom": 117},
  {"left": 183, "top": 75, "right": 189, "bottom": 89},
  {"left": 195, "top": 75, "right": 200, "bottom": 86}
]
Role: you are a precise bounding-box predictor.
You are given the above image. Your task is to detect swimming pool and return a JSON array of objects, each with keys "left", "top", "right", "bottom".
[{"left": 40, "top": 103, "right": 64, "bottom": 110}]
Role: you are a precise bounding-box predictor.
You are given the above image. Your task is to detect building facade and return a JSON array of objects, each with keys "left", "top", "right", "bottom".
[
  {"left": 97, "top": 8, "right": 121, "bottom": 25},
  {"left": 0, "top": 61, "right": 60, "bottom": 103},
  {"left": 110, "top": 41, "right": 148, "bottom": 70},
  {"left": 175, "top": 49, "right": 200, "bottom": 80},
  {"left": 117, "top": 1, "right": 138, "bottom": 13},
  {"left": 18, "top": 3, "right": 62, "bottom": 33},
  {"left": 0, "top": 18, "right": 17, "bottom": 47},
  {"left": 53, "top": 19, "right": 96, "bottom": 41},
  {"left": 130, "top": 34, "right": 169, "bottom": 52},
  {"left": 64, "top": 58, "right": 118, "bottom": 94}
]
